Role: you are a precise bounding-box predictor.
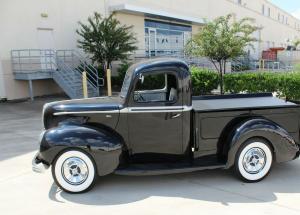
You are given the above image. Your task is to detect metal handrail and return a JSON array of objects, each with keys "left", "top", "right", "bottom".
[
  {"left": 57, "top": 50, "right": 98, "bottom": 89},
  {"left": 56, "top": 50, "right": 104, "bottom": 88},
  {"left": 11, "top": 49, "right": 57, "bottom": 73},
  {"left": 11, "top": 49, "right": 103, "bottom": 98},
  {"left": 132, "top": 49, "right": 217, "bottom": 70}
]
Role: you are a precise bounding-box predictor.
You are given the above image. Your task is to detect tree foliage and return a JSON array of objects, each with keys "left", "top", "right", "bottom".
[
  {"left": 294, "top": 39, "right": 300, "bottom": 49},
  {"left": 186, "top": 14, "right": 259, "bottom": 94},
  {"left": 76, "top": 12, "right": 137, "bottom": 71}
]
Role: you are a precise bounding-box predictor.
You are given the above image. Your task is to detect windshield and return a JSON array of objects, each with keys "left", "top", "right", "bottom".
[{"left": 120, "top": 71, "right": 132, "bottom": 99}]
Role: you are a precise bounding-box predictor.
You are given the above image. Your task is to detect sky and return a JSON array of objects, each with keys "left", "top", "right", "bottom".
[{"left": 270, "top": 0, "right": 300, "bottom": 19}]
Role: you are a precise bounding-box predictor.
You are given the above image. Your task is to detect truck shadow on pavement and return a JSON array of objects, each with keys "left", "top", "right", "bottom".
[{"left": 49, "top": 160, "right": 300, "bottom": 205}]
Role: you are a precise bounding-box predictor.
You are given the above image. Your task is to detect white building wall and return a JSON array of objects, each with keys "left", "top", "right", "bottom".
[
  {"left": 0, "top": 0, "right": 107, "bottom": 100},
  {"left": 0, "top": 0, "right": 300, "bottom": 100},
  {"left": 109, "top": 0, "right": 300, "bottom": 58}
]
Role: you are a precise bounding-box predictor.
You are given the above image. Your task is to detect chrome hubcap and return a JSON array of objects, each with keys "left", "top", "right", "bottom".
[
  {"left": 62, "top": 157, "right": 89, "bottom": 185},
  {"left": 242, "top": 147, "right": 266, "bottom": 174}
]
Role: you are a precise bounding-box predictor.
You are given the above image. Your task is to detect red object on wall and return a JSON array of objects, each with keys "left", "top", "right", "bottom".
[
  {"left": 262, "top": 51, "right": 276, "bottom": 60},
  {"left": 262, "top": 47, "right": 285, "bottom": 61}
]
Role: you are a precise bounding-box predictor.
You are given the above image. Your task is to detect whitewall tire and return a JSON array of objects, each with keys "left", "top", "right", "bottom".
[
  {"left": 235, "top": 139, "right": 273, "bottom": 182},
  {"left": 52, "top": 149, "right": 97, "bottom": 193}
]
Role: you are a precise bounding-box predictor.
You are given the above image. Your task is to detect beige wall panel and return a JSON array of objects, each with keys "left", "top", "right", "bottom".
[
  {"left": 0, "top": 0, "right": 107, "bottom": 99},
  {"left": 1, "top": 59, "right": 62, "bottom": 100},
  {"left": 3, "top": 74, "right": 62, "bottom": 100},
  {"left": 115, "top": 13, "right": 145, "bottom": 52}
]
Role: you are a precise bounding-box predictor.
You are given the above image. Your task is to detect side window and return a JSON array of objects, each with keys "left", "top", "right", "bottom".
[{"left": 133, "top": 72, "right": 178, "bottom": 103}]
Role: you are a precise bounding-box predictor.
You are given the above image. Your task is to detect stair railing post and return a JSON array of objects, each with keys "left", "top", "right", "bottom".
[
  {"left": 107, "top": 68, "right": 112, "bottom": 96},
  {"left": 82, "top": 71, "right": 88, "bottom": 98}
]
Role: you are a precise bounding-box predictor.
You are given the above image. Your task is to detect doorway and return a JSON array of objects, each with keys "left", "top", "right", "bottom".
[
  {"left": 37, "top": 28, "right": 55, "bottom": 71},
  {"left": 148, "top": 28, "right": 157, "bottom": 57}
]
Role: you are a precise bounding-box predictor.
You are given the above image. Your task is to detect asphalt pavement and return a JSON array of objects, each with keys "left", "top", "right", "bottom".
[{"left": 1, "top": 96, "right": 300, "bottom": 215}]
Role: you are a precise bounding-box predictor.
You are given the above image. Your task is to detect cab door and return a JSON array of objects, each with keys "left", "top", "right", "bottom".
[{"left": 127, "top": 69, "right": 183, "bottom": 155}]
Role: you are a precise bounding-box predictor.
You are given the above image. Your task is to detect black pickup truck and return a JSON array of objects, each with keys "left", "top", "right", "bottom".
[{"left": 33, "top": 58, "right": 300, "bottom": 193}]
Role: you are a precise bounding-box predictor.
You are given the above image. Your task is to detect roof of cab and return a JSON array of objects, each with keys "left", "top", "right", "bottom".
[{"left": 128, "top": 58, "right": 189, "bottom": 76}]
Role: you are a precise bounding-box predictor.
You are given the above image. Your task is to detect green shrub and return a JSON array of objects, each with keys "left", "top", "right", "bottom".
[
  {"left": 190, "top": 67, "right": 220, "bottom": 95},
  {"left": 224, "top": 71, "right": 300, "bottom": 101},
  {"left": 111, "top": 61, "right": 131, "bottom": 87},
  {"left": 281, "top": 72, "right": 300, "bottom": 101},
  {"left": 224, "top": 72, "right": 280, "bottom": 94}
]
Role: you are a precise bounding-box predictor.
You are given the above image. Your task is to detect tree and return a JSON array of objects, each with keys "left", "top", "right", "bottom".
[
  {"left": 76, "top": 12, "right": 137, "bottom": 71},
  {"left": 294, "top": 39, "right": 300, "bottom": 49},
  {"left": 186, "top": 14, "right": 259, "bottom": 94}
]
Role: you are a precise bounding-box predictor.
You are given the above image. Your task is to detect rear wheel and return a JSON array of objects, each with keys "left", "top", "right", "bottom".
[
  {"left": 235, "top": 138, "right": 273, "bottom": 182},
  {"left": 52, "top": 149, "right": 97, "bottom": 193}
]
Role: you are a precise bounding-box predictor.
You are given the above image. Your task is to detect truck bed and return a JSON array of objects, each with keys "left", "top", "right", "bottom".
[{"left": 192, "top": 93, "right": 297, "bottom": 112}]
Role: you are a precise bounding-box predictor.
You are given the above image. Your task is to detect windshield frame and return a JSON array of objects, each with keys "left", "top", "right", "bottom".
[{"left": 119, "top": 69, "right": 133, "bottom": 100}]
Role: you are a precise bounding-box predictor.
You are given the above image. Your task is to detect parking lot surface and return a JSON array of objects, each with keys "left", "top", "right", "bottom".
[{"left": 1, "top": 97, "right": 300, "bottom": 215}]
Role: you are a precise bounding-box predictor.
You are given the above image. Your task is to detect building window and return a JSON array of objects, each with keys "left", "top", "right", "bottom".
[
  {"left": 282, "top": 15, "right": 284, "bottom": 23},
  {"left": 268, "top": 8, "right": 271, "bottom": 17},
  {"left": 144, "top": 19, "right": 192, "bottom": 57},
  {"left": 237, "top": 0, "right": 242, "bottom": 5},
  {"left": 262, "top": 4, "right": 265, "bottom": 15},
  {"left": 278, "top": 13, "right": 280, "bottom": 21},
  {"left": 286, "top": 17, "right": 288, "bottom": 25}
]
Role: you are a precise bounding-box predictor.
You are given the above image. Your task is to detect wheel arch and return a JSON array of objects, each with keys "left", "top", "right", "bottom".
[
  {"left": 39, "top": 123, "right": 124, "bottom": 176},
  {"left": 220, "top": 118, "right": 298, "bottom": 169}
]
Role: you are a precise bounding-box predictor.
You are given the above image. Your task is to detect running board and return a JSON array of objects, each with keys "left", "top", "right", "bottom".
[{"left": 114, "top": 163, "right": 225, "bottom": 176}]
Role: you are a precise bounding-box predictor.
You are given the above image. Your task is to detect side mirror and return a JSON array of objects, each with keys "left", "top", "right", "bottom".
[{"left": 139, "top": 74, "right": 144, "bottom": 84}]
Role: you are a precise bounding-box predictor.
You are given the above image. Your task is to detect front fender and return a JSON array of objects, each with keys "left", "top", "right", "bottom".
[
  {"left": 39, "top": 124, "right": 123, "bottom": 176},
  {"left": 226, "top": 118, "right": 299, "bottom": 168}
]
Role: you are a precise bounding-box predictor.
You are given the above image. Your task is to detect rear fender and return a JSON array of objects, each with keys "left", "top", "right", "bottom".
[
  {"left": 39, "top": 124, "right": 123, "bottom": 176},
  {"left": 226, "top": 118, "right": 299, "bottom": 168}
]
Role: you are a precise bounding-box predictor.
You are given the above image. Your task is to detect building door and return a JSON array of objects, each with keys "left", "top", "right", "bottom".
[{"left": 37, "top": 29, "right": 55, "bottom": 71}]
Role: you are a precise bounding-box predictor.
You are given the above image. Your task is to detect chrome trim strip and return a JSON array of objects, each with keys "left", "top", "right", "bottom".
[
  {"left": 120, "top": 106, "right": 192, "bottom": 113},
  {"left": 53, "top": 110, "right": 120, "bottom": 115},
  {"left": 53, "top": 106, "right": 192, "bottom": 115}
]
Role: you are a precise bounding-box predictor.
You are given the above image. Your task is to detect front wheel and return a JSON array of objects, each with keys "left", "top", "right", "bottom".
[
  {"left": 52, "top": 149, "right": 97, "bottom": 193},
  {"left": 235, "top": 139, "right": 273, "bottom": 182}
]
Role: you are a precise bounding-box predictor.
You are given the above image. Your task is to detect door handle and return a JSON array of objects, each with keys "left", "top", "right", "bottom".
[{"left": 171, "top": 113, "right": 181, "bottom": 119}]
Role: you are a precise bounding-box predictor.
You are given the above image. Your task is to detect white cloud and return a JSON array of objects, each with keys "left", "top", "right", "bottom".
[{"left": 292, "top": 8, "right": 300, "bottom": 19}]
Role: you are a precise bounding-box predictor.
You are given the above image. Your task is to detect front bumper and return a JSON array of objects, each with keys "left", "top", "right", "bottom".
[{"left": 32, "top": 152, "right": 49, "bottom": 173}]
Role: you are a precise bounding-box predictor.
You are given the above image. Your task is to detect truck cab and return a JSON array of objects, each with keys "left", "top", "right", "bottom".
[
  {"left": 119, "top": 59, "right": 191, "bottom": 156},
  {"left": 33, "top": 58, "right": 300, "bottom": 193}
]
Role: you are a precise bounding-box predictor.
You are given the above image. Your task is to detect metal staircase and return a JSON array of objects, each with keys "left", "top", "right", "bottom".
[{"left": 11, "top": 49, "right": 104, "bottom": 99}]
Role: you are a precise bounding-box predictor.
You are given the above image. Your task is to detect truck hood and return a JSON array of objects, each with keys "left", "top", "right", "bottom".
[
  {"left": 42, "top": 96, "right": 122, "bottom": 129},
  {"left": 44, "top": 96, "right": 122, "bottom": 113}
]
